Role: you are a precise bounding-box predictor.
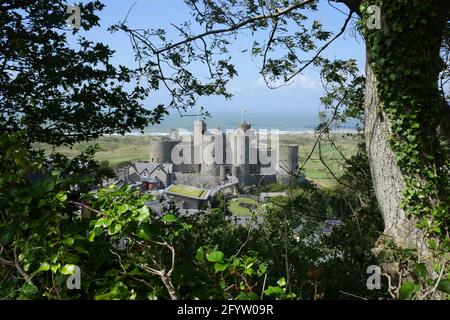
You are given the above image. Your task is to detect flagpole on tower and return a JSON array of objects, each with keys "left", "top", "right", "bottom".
[
  {"left": 241, "top": 108, "right": 247, "bottom": 123},
  {"left": 197, "top": 106, "right": 202, "bottom": 121}
]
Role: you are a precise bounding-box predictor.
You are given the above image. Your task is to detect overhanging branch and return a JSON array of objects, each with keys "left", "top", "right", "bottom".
[
  {"left": 146, "top": 0, "right": 316, "bottom": 55},
  {"left": 332, "top": 0, "right": 362, "bottom": 15},
  {"left": 285, "top": 11, "right": 354, "bottom": 82}
]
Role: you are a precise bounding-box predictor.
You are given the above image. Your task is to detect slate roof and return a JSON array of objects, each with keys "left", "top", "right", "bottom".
[
  {"left": 132, "top": 163, "right": 161, "bottom": 175},
  {"left": 128, "top": 172, "right": 141, "bottom": 184},
  {"left": 149, "top": 176, "right": 161, "bottom": 184},
  {"left": 131, "top": 162, "right": 173, "bottom": 176}
]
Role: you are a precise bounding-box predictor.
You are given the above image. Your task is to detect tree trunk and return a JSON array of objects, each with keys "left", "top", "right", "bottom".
[
  {"left": 364, "top": 62, "right": 424, "bottom": 251},
  {"left": 363, "top": 1, "right": 449, "bottom": 255}
]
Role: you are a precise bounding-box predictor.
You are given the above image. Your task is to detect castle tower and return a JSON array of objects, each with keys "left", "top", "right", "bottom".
[
  {"left": 150, "top": 137, "right": 178, "bottom": 163},
  {"left": 194, "top": 120, "right": 206, "bottom": 143},
  {"left": 229, "top": 122, "right": 252, "bottom": 184},
  {"left": 200, "top": 133, "right": 222, "bottom": 176},
  {"left": 169, "top": 128, "right": 179, "bottom": 141},
  {"left": 276, "top": 144, "right": 299, "bottom": 184},
  {"left": 193, "top": 120, "right": 206, "bottom": 164},
  {"left": 238, "top": 121, "right": 251, "bottom": 134}
]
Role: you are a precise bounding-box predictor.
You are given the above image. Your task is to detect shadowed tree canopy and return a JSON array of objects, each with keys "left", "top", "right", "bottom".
[{"left": 0, "top": 0, "right": 166, "bottom": 145}]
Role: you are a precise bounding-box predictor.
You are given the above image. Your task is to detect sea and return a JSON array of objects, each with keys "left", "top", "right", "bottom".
[{"left": 134, "top": 111, "right": 359, "bottom": 136}]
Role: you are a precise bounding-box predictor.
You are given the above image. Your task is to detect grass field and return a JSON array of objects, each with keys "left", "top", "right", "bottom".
[
  {"left": 279, "top": 134, "right": 361, "bottom": 188},
  {"left": 35, "top": 135, "right": 152, "bottom": 166},
  {"left": 228, "top": 197, "right": 267, "bottom": 216},
  {"left": 35, "top": 133, "right": 361, "bottom": 188}
]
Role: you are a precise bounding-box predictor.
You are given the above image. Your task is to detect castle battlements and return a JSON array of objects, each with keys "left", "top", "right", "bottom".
[{"left": 149, "top": 120, "right": 300, "bottom": 186}]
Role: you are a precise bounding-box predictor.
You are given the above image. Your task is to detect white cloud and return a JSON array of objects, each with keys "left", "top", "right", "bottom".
[
  {"left": 228, "top": 73, "right": 321, "bottom": 98},
  {"left": 293, "top": 74, "right": 321, "bottom": 90},
  {"left": 256, "top": 73, "right": 321, "bottom": 91}
]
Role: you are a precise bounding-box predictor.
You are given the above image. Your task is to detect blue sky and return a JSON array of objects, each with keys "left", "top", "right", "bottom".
[{"left": 73, "top": 0, "right": 365, "bottom": 119}]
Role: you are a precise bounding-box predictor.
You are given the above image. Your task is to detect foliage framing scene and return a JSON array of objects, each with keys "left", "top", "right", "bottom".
[{"left": 0, "top": 0, "right": 449, "bottom": 302}]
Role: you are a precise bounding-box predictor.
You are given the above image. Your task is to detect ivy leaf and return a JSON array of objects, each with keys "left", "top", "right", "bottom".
[
  {"left": 56, "top": 192, "right": 67, "bottom": 203},
  {"left": 20, "top": 283, "right": 38, "bottom": 297},
  {"left": 257, "top": 263, "right": 267, "bottom": 276},
  {"left": 95, "top": 293, "right": 112, "bottom": 300},
  {"left": 432, "top": 226, "right": 441, "bottom": 234},
  {"left": 244, "top": 268, "right": 254, "bottom": 276},
  {"left": 214, "top": 263, "right": 228, "bottom": 273},
  {"left": 41, "top": 179, "right": 55, "bottom": 193},
  {"left": 117, "top": 204, "right": 129, "bottom": 214},
  {"left": 161, "top": 214, "right": 177, "bottom": 223},
  {"left": 437, "top": 279, "right": 450, "bottom": 294},
  {"left": 108, "top": 223, "right": 122, "bottom": 235},
  {"left": 38, "top": 262, "right": 50, "bottom": 272},
  {"left": 414, "top": 263, "right": 427, "bottom": 279},
  {"left": 181, "top": 223, "right": 192, "bottom": 231},
  {"left": 0, "top": 232, "right": 11, "bottom": 245},
  {"left": 75, "top": 246, "right": 89, "bottom": 255},
  {"left": 88, "top": 229, "right": 98, "bottom": 242},
  {"left": 60, "top": 264, "right": 76, "bottom": 275},
  {"left": 62, "top": 237, "right": 74, "bottom": 246},
  {"left": 128, "top": 268, "right": 143, "bottom": 276},
  {"left": 136, "top": 206, "right": 150, "bottom": 222},
  {"left": 137, "top": 224, "right": 151, "bottom": 240},
  {"left": 427, "top": 239, "right": 437, "bottom": 250},
  {"left": 244, "top": 257, "right": 255, "bottom": 269},
  {"left": 399, "top": 281, "right": 417, "bottom": 300},
  {"left": 264, "top": 286, "right": 285, "bottom": 296},
  {"left": 207, "top": 251, "right": 224, "bottom": 263},
  {"left": 277, "top": 277, "right": 287, "bottom": 287},
  {"left": 50, "top": 264, "right": 61, "bottom": 274},
  {"left": 95, "top": 217, "right": 112, "bottom": 228},
  {"left": 230, "top": 256, "right": 240, "bottom": 267},
  {"left": 195, "top": 247, "right": 205, "bottom": 262}
]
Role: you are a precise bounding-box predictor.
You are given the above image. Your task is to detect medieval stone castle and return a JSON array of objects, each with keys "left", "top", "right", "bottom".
[{"left": 127, "top": 120, "right": 300, "bottom": 189}]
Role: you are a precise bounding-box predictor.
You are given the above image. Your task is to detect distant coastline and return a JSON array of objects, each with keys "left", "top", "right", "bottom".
[
  {"left": 118, "top": 127, "right": 359, "bottom": 137},
  {"left": 132, "top": 111, "right": 360, "bottom": 136}
]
